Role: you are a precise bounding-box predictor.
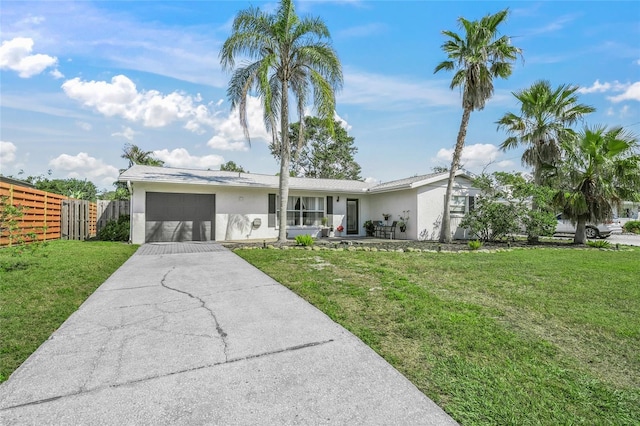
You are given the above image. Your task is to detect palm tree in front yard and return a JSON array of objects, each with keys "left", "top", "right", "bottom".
[
  {"left": 497, "top": 80, "right": 595, "bottom": 186},
  {"left": 219, "top": 0, "right": 343, "bottom": 242},
  {"left": 554, "top": 125, "right": 640, "bottom": 244},
  {"left": 434, "top": 9, "right": 522, "bottom": 243}
]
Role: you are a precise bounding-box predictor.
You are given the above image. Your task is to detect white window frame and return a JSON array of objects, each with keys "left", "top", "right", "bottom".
[
  {"left": 277, "top": 196, "right": 325, "bottom": 227},
  {"left": 450, "top": 195, "right": 467, "bottom": 216}
]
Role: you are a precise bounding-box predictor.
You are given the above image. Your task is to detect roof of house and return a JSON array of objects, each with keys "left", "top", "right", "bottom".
[
  {"left": 367, "top": 170, "right": 472, "bottom": 193},
  {"left": 119, "top": 165, "right": 374, "bottom": 193},
  {"left": 119, "top": 165, "right": 474, "bottom": 194}
]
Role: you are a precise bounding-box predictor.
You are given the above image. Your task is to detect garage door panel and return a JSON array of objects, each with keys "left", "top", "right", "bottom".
[{"left": 145, "top": 193, "right": 215, "bottom": 242}]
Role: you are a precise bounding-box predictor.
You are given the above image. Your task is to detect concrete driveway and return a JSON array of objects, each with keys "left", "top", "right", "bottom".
[{"left": 0, "top": 242, "right": 456, "bottom": 425}]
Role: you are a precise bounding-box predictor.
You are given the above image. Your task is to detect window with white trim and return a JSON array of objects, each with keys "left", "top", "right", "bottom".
[
  {"left": 450, "top": 196, "right": 467, "bottom": 215},
  {"left": 278, "top": 196, "right": 325, "bottom": 226}
]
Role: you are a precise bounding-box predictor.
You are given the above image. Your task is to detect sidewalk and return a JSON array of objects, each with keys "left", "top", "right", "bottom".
[{"left": 0, "top": 242, "right": 457, "bottom": 425}]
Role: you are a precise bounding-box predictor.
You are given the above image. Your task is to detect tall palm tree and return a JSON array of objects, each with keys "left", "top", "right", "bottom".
[
  {"left": 497, "top": 80, "right": 595, "bottom": 185},
  {"left": 220, "top": 0, "right": 342, "bottom": 242},
  {"left": 554, "top": 125, "right": 640, "bottom": 244},
  {"left": 434, "top": 9, "right": 522, "bottom": 243},
  {"left": 121, "top": 143, "right": 164, "bottom": 168}
]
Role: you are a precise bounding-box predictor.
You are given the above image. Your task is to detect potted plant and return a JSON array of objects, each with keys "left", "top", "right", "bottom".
[
  {"left": 399, "top": 210, "right": 409, "bottom": 232},
  {"left": 363, "top": 220, "right": 375, "bottom": 236},
  {"left": 320, "top": 216, "right": 330, "bottom": 237},
  {"left": 382, "top": 213, "right": 391, "bottom": 221}
]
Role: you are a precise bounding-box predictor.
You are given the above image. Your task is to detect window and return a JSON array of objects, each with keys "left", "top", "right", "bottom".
[
  {"left": 450, "top": 196, "right": 467, "bottom": 215},
  {"left": 277, "top": 196, "right": 325, "bottom": 226}
]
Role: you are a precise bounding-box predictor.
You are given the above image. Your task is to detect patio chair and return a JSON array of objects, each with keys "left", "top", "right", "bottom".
[
  {"left": 374, "top": 221, "right": 385, "bottom": 238},
  {"left": 382, "top": 221, "right": 398, "bottom": 239}
]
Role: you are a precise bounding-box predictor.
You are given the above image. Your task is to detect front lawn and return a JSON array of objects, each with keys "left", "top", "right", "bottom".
[
  {"left": 0, "top": 240, "right": 138, "bottom": 382},
  {"left": 236, "top": 246, "right": 640, "bottom": 425}
]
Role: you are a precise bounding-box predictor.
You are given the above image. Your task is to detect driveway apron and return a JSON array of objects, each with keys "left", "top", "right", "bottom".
[{"left": 0, "top": 242, "right": 456, "bottom": 425}]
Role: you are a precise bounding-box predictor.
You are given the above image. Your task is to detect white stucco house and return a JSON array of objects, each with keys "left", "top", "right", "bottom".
[{"left": 118, "top": 165, "right": 479, "bottom": 244}]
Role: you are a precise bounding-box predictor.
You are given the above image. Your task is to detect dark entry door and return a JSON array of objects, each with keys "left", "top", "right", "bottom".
[
  {"left": 145, "top": 193, "right": 215, "bottom": 242},
  {"left": 346, "top": 199, "right": 359, "bottom": 235}
]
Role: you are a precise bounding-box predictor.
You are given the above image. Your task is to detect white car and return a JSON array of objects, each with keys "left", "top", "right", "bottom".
[{"left": 554, "top": 214, "right": 623, "bottom": 239}]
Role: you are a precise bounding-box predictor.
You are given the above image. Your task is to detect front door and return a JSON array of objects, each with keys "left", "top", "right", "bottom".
[{"left": 346, "top": 199, "right": 359, "bottom": 235}]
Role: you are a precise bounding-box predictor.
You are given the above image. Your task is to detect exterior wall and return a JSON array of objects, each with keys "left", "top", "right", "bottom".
[
  {"left": 129, "top": 181, "right": 368, "bottom": 243},
  {"left": 367, "top": 191, "right": 417, "bottom": 239},
  {"left": 415, "top": 177, "right": 479, "bottom": 241}
]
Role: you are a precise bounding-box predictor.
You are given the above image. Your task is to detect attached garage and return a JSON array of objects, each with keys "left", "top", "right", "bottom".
[{"left": 145, "top": 193, "right": 215, "bottom": 242}]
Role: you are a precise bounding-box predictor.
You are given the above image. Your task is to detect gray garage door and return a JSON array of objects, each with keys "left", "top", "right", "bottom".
[{"left": 145, "top": 193, "right": 215, "bottom": 242}]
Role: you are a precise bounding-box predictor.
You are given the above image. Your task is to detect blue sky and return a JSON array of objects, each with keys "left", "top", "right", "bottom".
[{"left": 1, "top": 0, "right": 639, "bottom": 191}]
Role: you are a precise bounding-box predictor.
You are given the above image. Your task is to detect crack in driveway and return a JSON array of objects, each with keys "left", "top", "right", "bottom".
[
  {"left": 0, "top": 339, "right": 335, "bottom": 411},
  {"left": 160, "top": 267, "right": 229, "bottom": 361}
]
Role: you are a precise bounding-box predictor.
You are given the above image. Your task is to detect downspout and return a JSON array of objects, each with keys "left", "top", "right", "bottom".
[{"left": 127, "top": 180, "right": 133, "bottom": 244}]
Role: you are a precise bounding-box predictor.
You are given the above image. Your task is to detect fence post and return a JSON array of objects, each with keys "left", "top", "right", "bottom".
[{"left": 61, "top": 200, "right": 68, "bottom": 240}]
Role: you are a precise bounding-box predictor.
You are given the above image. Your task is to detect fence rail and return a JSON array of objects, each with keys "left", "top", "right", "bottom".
[{"left": 1, "top": 182, "right": 98, "bottom": 246}]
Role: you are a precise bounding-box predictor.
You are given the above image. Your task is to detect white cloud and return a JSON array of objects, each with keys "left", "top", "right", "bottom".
[
  {"left": 49, "top": 152, "right": 119, "bottom": 187},
  {"left": 1, "top": 141, "right": 18, "bottom": 163},
  {"left": 339, "top": 68, "right": 459, "bottom": 110},
  {"left": 608, "top": 82, "right": 640, "bottom": 103},
  {"left": 152, "top": 148, "right": 224, "bottom": 169},
  {"left": 334, "top": 111, "right": 352, "bottom": 131},
  {"left": 49, "top": 68, "right": 64, "bottom": 79},
  {"left": 0, "top": 37, "right": 58, "bottom": 78},
  {"left": 111, "top": 126, "right": 138, "bottom": 141},
  {"left": 2, "top": 2, "right": 227, "bottom": 87},
  {"left": 578, "top": 79, "right": 628, "bottom": 94},
  {"left": 62, "top": 75, "right": 217, "bottom": 131},
  {"left": 435, "top": 143, "right": 514, "bottom": 171},
  {"left": 76, "top": 121, "right": 92, "bottom": 131},
  {"left": 207, "top": 96, "right": 270, "bottom": 151},
  {"left": 62, "top": 75, "right": 271, "bottom": 149}
]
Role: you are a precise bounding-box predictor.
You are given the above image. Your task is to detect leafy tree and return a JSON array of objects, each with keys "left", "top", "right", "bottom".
[
  {"left": 497, "top": 80, "right": 595, "bottom": 185},
  {"left": 434, "top": 9, "right": 522, "bottom": 243},
  {"left": 98, "top": 187, "right": 130, "bottom": 201},
  {"left": 220, "top": 161, "right": 246, "bottom": 173},
  {"left": 28, "top": 177, "right": 98, "bottom": 202},
  {"left": 220, "top": 0, "right": 342, "bottom": 241},
  {"left": 121, "top": 143, "right": 164, "bottom": 168},
  {"left": 272, "top": 116, "right": 361, "bottom": 179},
  {"left": 553, "top": 125, "right": 640, "bottom": 244},
  {"left": 460, "top": 172, "right": 556, "bottom": 242}
]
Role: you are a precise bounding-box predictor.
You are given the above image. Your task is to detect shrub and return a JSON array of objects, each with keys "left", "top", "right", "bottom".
[
  {"left": 623, "top": 220, "right": 640, "bottom": 234},
  {"left": 468, "top": 240, "right": 483, "bottom": 250},
  {"left": 587, "top": 240, "right": 611, "bottom": 249},
  {"left": 97, "top": 215, "right": 130, "bottom": 241},
  {"left": 460, "top": 172, "right": 556, "bottom": 242},
  {"left": 294, "top": 234, "right": 314, "bottom": 246},
  {"left": 363, "top": 220, "right": 375, "bottom": 236}
]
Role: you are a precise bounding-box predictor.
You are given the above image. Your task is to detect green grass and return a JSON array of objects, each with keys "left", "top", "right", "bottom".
[
  {"left": 0, "top": 240, "right": 138, "bottom": 382},
  {"left": 236, "top": 247, "right": 640, "bottom": 425}
]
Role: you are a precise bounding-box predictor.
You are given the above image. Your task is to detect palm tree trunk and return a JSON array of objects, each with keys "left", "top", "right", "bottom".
[
  {"left": 277, "top": 80, "right": 290, "bottom": 242},
  {"left": 440, "top": 107, "right": 471, "bottom": 243},
  {"left": 574, "top": 219, "right": 587, "bottom": 244}
]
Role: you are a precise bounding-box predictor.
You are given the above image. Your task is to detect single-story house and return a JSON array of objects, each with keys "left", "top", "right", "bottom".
[{"left": 118, "top": 165, "right": 479, "bottom": 244}]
